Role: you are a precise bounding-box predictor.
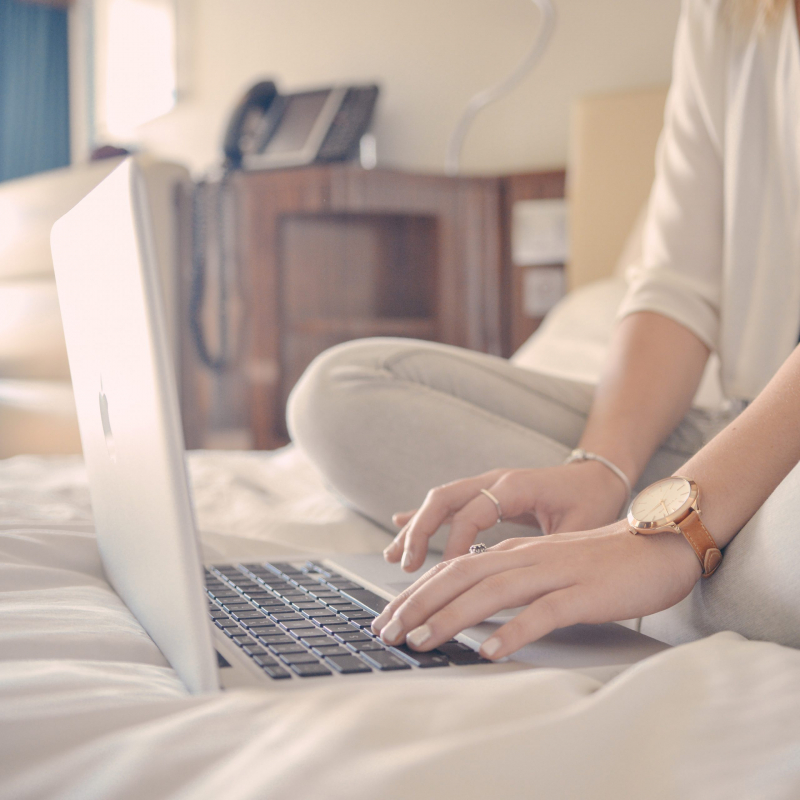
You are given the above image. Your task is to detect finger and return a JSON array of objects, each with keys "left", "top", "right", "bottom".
[
  {"left": 385, "top": 504, "right": 456, "bottom": 563},
  {"left": 389, "top": 562, "right": 568, "bottom": 649},
  {"left": 383, "top": 525, "right": 408, "bottom": 563},
  {"left": 372, "top": 545, "right": 511, "bottom": 634},
  {"left": 392, "top": 510, "right": 416, "bottom": 527},
  {"left": 478, "top": 586, "right": 583, "bottom": 660},
  {"left": 401, "top": 472, "right": 502, "bottom": 573},
  {"left": 441, "top": 489, "right": 506, "bottom": 561},
  {"left": 375, "top": 545, "right": 540, "bottom": 642},
  {"left": 391, "top": 508, "right": 463, "bottom": 562},
  {"left": 372, "top": 559, "right": 452, "bottom": 633}
]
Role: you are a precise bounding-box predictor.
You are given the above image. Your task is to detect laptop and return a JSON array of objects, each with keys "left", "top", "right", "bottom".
[{"left": 50, "top": 159, "right": 667, "bottom": 693}]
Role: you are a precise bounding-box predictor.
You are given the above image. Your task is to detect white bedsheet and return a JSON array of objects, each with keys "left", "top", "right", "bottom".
[{"left": 2, "top": 448, "right": 799, "bottom": 799}]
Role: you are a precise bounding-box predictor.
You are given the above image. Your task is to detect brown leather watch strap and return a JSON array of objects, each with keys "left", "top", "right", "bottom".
[{"left": 678, "top": 509, "right": 722, "bottom": 577}]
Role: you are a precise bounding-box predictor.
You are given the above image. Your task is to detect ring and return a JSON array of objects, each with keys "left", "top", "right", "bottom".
[
  {"left": 480, "top": 488, "right": 503, "bottom": 524},
  {"left": 469, "top": 543, "right": 488, "bottom": 554}
]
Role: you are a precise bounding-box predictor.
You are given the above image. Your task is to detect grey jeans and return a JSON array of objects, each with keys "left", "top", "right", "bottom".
[{"left": 287, "top": 337, "right": 800, "bottom": 648}]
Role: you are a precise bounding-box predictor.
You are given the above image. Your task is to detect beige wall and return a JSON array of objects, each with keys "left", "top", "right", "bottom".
[{"left": 128, "top": 0, "right": 682, "bottom": 176}]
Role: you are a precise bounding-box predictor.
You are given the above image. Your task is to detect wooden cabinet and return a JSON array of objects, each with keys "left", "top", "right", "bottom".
[{"left": 179, "top": 164, "right": 565, "bottom": 450}]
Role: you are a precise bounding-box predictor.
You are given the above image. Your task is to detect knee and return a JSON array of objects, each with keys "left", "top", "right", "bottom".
[{"left": 285, "top": 337, "right": 401, "bottom": 455}]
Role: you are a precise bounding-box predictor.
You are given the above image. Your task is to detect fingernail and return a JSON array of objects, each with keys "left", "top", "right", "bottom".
[
  {"left": 372, "top": 611, "right": 389, "bottom": 632},
  {"left": 381, "top": 617, "right": 403, "bottom": 644},
  {"left": 383, "top": 548, "right": 392, "bottom": 562},
  {"left": 407, "top": 624, "right": 431, "bottom": 648},
  {"left": 481, "top": 637, "right": 501, "bottom": 658},
  {"left": 401, "top": 549, "right": 413, "bottom": 570}
]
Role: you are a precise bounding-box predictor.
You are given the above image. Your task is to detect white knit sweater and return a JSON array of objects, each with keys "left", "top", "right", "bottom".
[{"left": 617, "top": 0, "right": 800, "bottom": 401}]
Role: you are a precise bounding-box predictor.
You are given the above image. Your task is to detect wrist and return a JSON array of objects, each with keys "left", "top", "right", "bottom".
[
  {"left": 565, "top": 458, "right": 630, "bottom": 513},
  {"left": 564, "top": 449, "right": 631, "bottom": 515},
  {"left": 575, "top": 441, "right": 640, "bottom": 489},
  {"left": 651, "top": 527, "right": 704, "bottom": 583}
]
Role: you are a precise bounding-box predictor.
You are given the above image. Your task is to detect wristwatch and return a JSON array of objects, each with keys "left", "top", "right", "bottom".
[{"left": 627, "top": 476, "right": 722, "bottom": 577}]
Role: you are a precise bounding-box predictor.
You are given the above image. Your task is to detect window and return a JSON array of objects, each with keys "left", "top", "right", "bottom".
[{"left": 92, "top": 0, "right": 177, "bottom": 141}]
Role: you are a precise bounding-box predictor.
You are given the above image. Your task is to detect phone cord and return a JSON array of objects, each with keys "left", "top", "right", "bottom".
[{"left": 190, "top": 174, "right": 230, "bottom": 372}]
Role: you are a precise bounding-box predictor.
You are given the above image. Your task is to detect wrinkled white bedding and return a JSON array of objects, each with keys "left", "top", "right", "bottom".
[{"left": 2, "top": 448, "right": 800, "bottom": 800}]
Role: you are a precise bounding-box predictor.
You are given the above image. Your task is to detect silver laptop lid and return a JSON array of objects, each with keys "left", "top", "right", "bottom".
[{"left": 51, "top": 159, "right": 218, "bottom": 693}]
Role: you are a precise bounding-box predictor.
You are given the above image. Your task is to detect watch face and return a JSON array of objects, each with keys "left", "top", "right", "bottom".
[{"left": 628, "top": 476, "right": 694, "bottom": 529}]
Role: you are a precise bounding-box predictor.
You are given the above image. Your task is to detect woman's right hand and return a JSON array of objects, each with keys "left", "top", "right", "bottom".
[{"left": 384, "top": 460, "right": 630, "bottom": 573}]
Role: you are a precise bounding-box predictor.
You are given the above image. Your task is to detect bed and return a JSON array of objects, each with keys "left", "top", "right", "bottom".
[
  {"left": 2, "top": 90, "right": 800, "bottom": 799},
  {"left": 2, "top": 446, "right": 800, "bottom": 799}
]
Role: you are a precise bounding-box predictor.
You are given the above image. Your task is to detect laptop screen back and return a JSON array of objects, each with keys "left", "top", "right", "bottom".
[{"left": 51, "top": 159, "right": 218, "bottom": 693}]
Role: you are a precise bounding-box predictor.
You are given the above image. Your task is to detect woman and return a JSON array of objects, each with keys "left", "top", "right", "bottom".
[{"left": 288, "top": 0, "right": 800, "bottom": 659}]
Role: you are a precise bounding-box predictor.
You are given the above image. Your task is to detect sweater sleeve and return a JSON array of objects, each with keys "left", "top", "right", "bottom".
[{"left": 616, "top": 0, "right": 725, "bottom": 351}]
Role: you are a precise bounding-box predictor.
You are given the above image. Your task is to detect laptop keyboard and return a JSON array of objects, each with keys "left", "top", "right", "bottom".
[{"left": 205, "top": 560, "right": 488, "bottom": 679}]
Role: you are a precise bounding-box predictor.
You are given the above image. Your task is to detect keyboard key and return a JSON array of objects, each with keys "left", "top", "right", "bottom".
[
  {"left": 292, "top": 601, "right": 322, "bottom": 611},
  {"left": 253, "top": 600, "right": 285, "bottom": 610},
  {"left": 247, "top": 623, "right": 278, "bottom": 634},
  {"left": 268, "top": 642, "right": 306, "bottom": 655},
  {"left": 308, "top": 610, "right": 337, "bottom": 620},
  {"left": 312, "top": 644, "right": 351, "bottom": 657},
  {"left": 270, "top": 562, "right": 305, "bottom": 575},
  {"left": 390, "top": 645, "right": 450, "bottom": 668},
  {"left": 242, "top": 645, "right": 268, "bottom": 656},
  {"left": 231, "top": 635, "right": 258, "bottom": 648},
  {"left": 269, "top": 612, "right": 304, "bottom": 621},
  {"left": 232, "top": 611, "right": 268, "bottom": 621},
  {"left": 325, "top": 655, "right": 372, "bottom": 674},
  {"left": 335, "top": 631, "right": 372, "bottom": 644},
  {"left": 299, "top": 635, "right": 337, "bottom": 648},
  {"left": 322, "top": 623, "right": 358, "bottom": 634},
  {"left": 279, "top": 652, "right": 320, "bottom": 665},
  {"left": 259, "top": 580, "right": 291, "bottom": 592},
  {"left": 308, "top": 589, "right": 339, "bottom": 601},
  {"left": 327, "top": 603, "right": 363, "bottom": 612},
  {"left": 253, "top": 654, "right": 279, "bottom": 667},
  {"left": 436, "top": 641, "right": 487, "bottom": 666},
  {"left": 339, "top": 588, "right": 390, "bottom": 615},
  {"left": 327, "top": 580, "right": 361, "bottom": 590},
  {"left": 262, "top": 665, "right": 292, "bottom": 680},
  {"left": 359, "top": 650, "right": 411, "bottom": 671},
  {"left": 280, "top": 619, "right": 317, "bottom": 629},
  {"left": 294, "top": 579, "right": 326, "bottom": 589},
  {"left": 344, "top": 618, "right": 375, "bottom": 629},
  {"left": 216, "top": 566, "right": 245, "bottom": 576},
  {"left": 347, "top": 640, "right": 387, "bottom": 652},
  {"left": 214, "top": 618, "right": 239, "bottom": 629},
  {"left": 209, "top": 610, "right": 227, "bottom": 620},
  {"left": 223, "top": 603, "right": 253, "bottom": 612},
  {"left": 258, "top": 634, "right": 295, "bottom": 646},
  {"left": 288, "top": 662, "right": 332, "bottom": 677},
  {"left": 337, "top": 609, "right": 375, "bottom": 619}
]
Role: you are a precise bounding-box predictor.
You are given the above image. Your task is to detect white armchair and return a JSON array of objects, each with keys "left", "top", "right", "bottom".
[{"left": 0, "top": 155, "right": 190, "bottom": 456}]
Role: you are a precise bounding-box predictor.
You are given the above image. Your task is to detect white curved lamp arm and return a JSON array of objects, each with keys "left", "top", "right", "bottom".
[{"left": 444, "top": 0, "right": 556, "bottom": 176}]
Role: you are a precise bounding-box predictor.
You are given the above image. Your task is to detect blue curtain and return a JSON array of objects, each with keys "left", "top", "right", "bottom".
[{"left": 0, "top": 0, "right": 70, "bottom": 183}]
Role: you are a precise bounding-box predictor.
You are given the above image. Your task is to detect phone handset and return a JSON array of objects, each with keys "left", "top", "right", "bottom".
[{"left": 222, "top": 80, "right": 278, "bottom": 169}]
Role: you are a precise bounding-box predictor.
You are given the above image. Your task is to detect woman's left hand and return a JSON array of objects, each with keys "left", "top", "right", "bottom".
[{"left": 371, "top": 521, "right": 702, "bottom": 660}]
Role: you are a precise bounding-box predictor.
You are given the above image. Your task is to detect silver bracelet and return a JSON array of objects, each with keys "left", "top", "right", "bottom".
[{"left": 564, "top": 448, "right": 632, "bottom": 516}]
